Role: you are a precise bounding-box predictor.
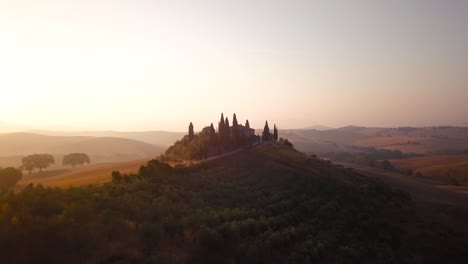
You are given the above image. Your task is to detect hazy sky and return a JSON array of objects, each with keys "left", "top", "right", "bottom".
[{"left": 1, "top": 0, "right": 467, "bottom": 131}]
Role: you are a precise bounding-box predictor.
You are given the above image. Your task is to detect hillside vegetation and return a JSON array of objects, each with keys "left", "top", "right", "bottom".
[{"left": 1, "top": 143, "right": 467, "bottom": 263}]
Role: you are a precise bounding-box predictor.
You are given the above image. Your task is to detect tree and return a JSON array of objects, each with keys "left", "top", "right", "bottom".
[
  {"left": 189, "top": 122, "right": 195, "bottom": 141},
  {"left": 245, "top": 120, "right": 250, "bottom": 129},
  {"left": 21, "top": 162, "right": 35, "bottom": 174},
  {"left": 232, "top": 113, "right": 240, "bottom": 146},
  {"left": 274, "top": 124, "right": 278, "bottom": 141},
  {"left": 218, "top": 113, "right": 225, "bottom": 147},
  {"left": 22, "top": 154, "right": 55, "bottom": 173},
  {"left": 63, "top": 153, "right": 91, "bottom": 168},
  {"left": 209, "top": 123, "right": 216, "bottom": 145},
  {"left": 0, "top": 167, "right": 23, "bottom": 189},
  {"left": 262, "top": 121, "right": 271, "bottom": 141},
  {"left": 225, "top": 117, "right": 231, "bottom": 142}
]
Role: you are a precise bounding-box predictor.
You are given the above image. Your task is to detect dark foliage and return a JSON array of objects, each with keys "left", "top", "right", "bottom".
[
  {"left": 0, "top": 167, "right": 22, "bottom": 189},
  {"left": 63, "top": 153, "right": 91, "bottom": 168},
  {"left": 1, "top": 145, "right": 467, "bottom": 263}
]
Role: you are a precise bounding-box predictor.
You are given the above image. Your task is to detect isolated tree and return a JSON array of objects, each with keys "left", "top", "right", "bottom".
[
  {"left": 22, "top": 154, "right": 55, "bottom": 173},
  {"left": 0, "top": 167, "right": 23, "bottom": 189},
  {"left": 189, "top": 122, "right": 195, "bottom": 141},
  {"left": 63, "top": 153, "right": 91, "bottom": 168},
  {"left": 262, "top": 121, "right": 271, "bottom": 141},
  {"left": 274, "top": 124, "right": 278, "bottom": 141}
]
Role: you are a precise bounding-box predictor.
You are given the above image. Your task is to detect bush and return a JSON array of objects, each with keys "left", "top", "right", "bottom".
[{"left": 0, "top": 167, "right": 23, "bottom": 189}]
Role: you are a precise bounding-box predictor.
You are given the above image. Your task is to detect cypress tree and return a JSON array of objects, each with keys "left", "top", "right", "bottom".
[
  {"left": 233, "top": 113, "right": 238, "bottom": 127},
  {"left": 188, "top": 122, "right": 194, "bottom": 141},
  {"left": 232, "top": 113, "right": 239, "bottom": 146},
  {"left": 274, "top": 124, "right": 278, "bottom": 141},
  {"left": 262, "top": 121, "right": 270, "bottom": 141},
  {"left": 225, "top": 117, "right": 231, "bottom": 141},
  {"left": 210, "top": 123, "right": 216, "bottom": 145},
  {"left": 245, "top": 120, "right": 250, "bottom": 129},
  {"left": 218, "top": 113, "right": 225, "bottom": 146}
]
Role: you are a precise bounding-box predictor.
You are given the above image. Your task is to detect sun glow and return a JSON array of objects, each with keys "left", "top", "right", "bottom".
[{"left": 0, "top": 58, "right": 25, "bottom": 111}]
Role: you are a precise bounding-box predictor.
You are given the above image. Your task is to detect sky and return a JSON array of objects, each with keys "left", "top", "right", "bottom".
[{"left": 1, "top": 0, "right": 467, "bottom": 132}]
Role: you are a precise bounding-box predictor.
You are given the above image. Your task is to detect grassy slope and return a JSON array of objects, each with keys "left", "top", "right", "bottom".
[
  {"left": 18, "top": 159, "right": 150, "bottom": 188},
  {"left": 391, "top": 154, "right": 468, "bottom": 182},
  {"left": 286, "top": 126, "right": 468, "bottom": 155}
]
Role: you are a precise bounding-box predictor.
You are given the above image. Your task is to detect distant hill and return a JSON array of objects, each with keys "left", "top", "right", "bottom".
[
  {"left": 29, "top": 130, "right": 185, "bottom": 147},
  {"left": 391, "top": 154, "right": 468, "bottom": 183},
  {"left": 302, "top": 125, "right": 333, "bottom": 130},
  {"left": 0, "top": 121, "right": 30, "bottom": 133},
  {"left": 0, "top": 133, "right": 164, "bottom": 167},
  {"left": 282, "top": 126, "right": 468, "bottom": 156}
]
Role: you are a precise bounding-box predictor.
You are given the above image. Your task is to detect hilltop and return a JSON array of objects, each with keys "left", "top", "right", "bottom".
[{"left": 1, "top": 142, "right": 467, "bottom": 263}]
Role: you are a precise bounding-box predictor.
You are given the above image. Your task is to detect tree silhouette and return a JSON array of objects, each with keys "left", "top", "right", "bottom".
[
  {"left": 232, "top": 113, "right": 240, "bottom": 146},
  {"left": 225, "top": 117, "right": 231, "bottom": 142},
  {"left": 274, "top": 124, "right": 278, "bottom": 141},
  {"left": 218, "top": 113, "right": 225, "bottom": 147},
  {"left": 189, "top": 122, "right": 195, "bottom": 141},
  {"left": 0, "top": 167, "right": 22, "bottom": 189},
  {"left": 22, "top": 154, "right": 55, "bottom": 173},
  {"left": 209, "top": 123, "right": 216, "bottom": 145},
  {"left": 245, "top": 120, "right": 250, "bottom": 129},
  {"left": 262, "top": 121, "right": 271, "bottom": 141},
  {"left": 63, "top": 153, "right": 91, "bottom": 168}
]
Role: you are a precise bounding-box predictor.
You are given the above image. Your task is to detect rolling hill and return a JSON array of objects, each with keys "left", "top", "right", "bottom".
[
  {"left": 29, "top": 130, "right": 185, "bottom": 147},
  {"left": 391, "top": 154, "right": 468, "bottom": 183},
  {"left": 18, "top": 158, "right": 149, "bottom": 188},
  {"left": 283, "top": 126, "right": 468, "bottom": 156},
  {"left": 1, "top": 142, "right": 467, "bottom": 263},
  {"left": 0, "top": 133, "right": 165, "bottom": 167},
  {"left": 0, "top": 121, "right": 31, "bottom": 133}
]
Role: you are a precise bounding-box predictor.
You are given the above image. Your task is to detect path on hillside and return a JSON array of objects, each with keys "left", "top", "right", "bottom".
[{"left": 206, "top": 143, "right": 259, "bottom": 161}]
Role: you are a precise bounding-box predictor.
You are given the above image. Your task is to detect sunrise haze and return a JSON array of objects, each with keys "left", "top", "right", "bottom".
[{"left": 1, "top": 0, "right": 467, "bottom": 131}]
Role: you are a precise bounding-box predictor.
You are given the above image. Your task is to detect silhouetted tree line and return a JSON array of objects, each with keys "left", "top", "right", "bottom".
[{"left": 166, "top": 113, "right": 280, "bottom": 160}]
